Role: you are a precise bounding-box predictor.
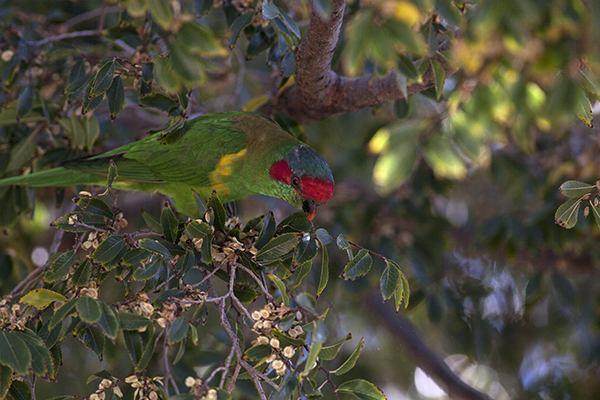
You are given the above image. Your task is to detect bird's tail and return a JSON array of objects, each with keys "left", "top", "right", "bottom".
[{"left": 0, "top": 167, "right": 102, "bottom": 187}]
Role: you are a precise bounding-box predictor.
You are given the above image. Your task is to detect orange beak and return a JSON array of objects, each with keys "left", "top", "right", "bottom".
[{"left": 307, "top": 210, "right": 316, "bottom": 221}]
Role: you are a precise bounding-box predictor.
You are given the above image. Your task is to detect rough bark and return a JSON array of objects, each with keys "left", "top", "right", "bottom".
[{"left": 258, "top": 0, "right": 457, "bottom": 124}]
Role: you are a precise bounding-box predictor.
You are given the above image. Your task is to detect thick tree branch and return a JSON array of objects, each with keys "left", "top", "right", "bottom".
[
  {"left": 259, "top": 0, "right": 457, "bottom": 124},
  {"left": 366, "top": 296, "right": 491, "bottom": 400}
]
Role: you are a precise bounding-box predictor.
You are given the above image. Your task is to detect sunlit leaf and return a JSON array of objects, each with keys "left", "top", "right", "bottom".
[
  {"left": 336, "top": 379, "right": 386, "bottom": 400},
  {"left": 148, "top": 0, "right": 174, "bottom": 30},
  {"left": 332, "top": 338, "right": 364, "bottom": 375},
  {"left": 554, "top": 198, "right": 581, "bottom": 229},
  {"left": 342, "top": 249, "right": 372, "bottom": 280},
  {"left": 558, "top": 181, "right": 595, "bottom": 198},
  {"left": 20, "top": 289, "right": 67, "bottom": 309}
]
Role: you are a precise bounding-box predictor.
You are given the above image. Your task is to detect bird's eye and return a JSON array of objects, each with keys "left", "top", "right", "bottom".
[{"left": 291, "top": 176, "right": 300, "bottom": 188}]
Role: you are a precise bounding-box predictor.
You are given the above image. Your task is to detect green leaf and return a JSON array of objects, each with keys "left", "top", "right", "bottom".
[
  {"left": 396, "top": 54, "right": 420, "bottom": 81},
  {"left": 138, "top": 93, "right": 179, "bottom": 112},
  {"left": 278, "top": 9, "right": 300, "bottom": 39},
  {"left": 316, "top": 228, "right": 332, "bottom": 244},
  {"left": 0, "top": 364, "right": 11, "bottom": 399},
  {"left": 291, "top": 261, "right": 312, "bottom": 290},
  {"left": 161, "top": 205, "right": 179, "bottom": 243},
  {"left": 301, "top": 342, "right": 321, "bottom": 377},
  {"left": 93, "top": 235, "right": 127, "bottom": 264},
  {"left": 90, "top": 61, "right": 115, "bottom": 97},
  {"left": 17, "top": 85, "right": 34, "bottom": 118},
  {"left": 43, "top": 250, "right": 77, "bottom": 283},
  {"left": 435, "top": 0, "right": 462, "bottom": 27},
  {"left": 107, "top": 159, "right": 118, "bottom": 189},
  {"left": 373, "top": 142, "right": 417, "bottom": 192},
  {"left": 168, "top": 41, "right": 206, "bottom": 83},
  {"left": 20, "top": 289, "right": 67, "bottom": 309},
  {"left": 262, "top": 0, "right": 279, "bottom": 19},
  {"left": 76, "top": 296, "right": 102, "bottom": 324},
  {"left": 336, "top": 233, "right": 352, "bottom": 259},
  {"left": 277, "top": 211, "right": 312, "bottom": 232},
  {"left": 423, "top": 136, "right": 466, "bottom": 180},
  {"left": 192, "top": 190, "right": 208, "bottom": 217},
  {"left": 256, "top": 233, "right": 299, "bottom": 263},
  {"left": 267, "top": 272, "right": 290, "bottom": 306},
  {"left": 317, "top": 244, "right": 329, "bottom": 297},
  {"left": 122, "top": 248, "right": 151, "bottom": 266},
  {"left": 555, "top": 198, "right": 582, "bottom": 229},
  {"left": 0, "top": 331, "right": 31, "bottom": 376},
  {"left": 98, "top": 302, "right": 119, "bottom": 340},
  {"left": 194, "top": 0, "right": 214, "bottom": 17},
  {"left": 78, "top": 326, "right": 105, "bottom": 360},
  {"left": 336, "top": 379, "right": 386, "bottom": 400},
  {"left": 233, "top": 285, "right": 260, "bottom": 303},
  {"left": 168, "top": 316, "right": 189, "bottom": 344},
  {"left": 395, "top": 270, "right": 410, "bottom": 311},
  {"left": 175, "top": 249, "right": 195, "bottom": 275},
  {"left": 138, "top": 238, "right": 172, "bottom": 258},
  {"left": 82, "top": 82, "right": 104, "bottom": 114},
  {"left": 148, "top": 0, "right": 174, "bottom": 30},
  {"left": 229, "top": 11, "right": 255, "bottom": 48},
  {"left": 590, "top": 204, "right": 600, "bottom": 230},
  {"left": 295, "top": 235, "right": 317, "bottom": 264},
  {"left": 118, "top": 312, "right": 151, "bottom": 330},
  {"left": 393, "top": 98, "right": 410, "bottom": 120},
  {"left": 320, "top": 333, "right": 352, "bottom": 361},
  {"left": 575, "top": 84, "right": 593, "bottom": 127},
  {"left": 255, "top": 212, "right": 276, "bottom": 250},
  {"left": 208, "top": 191, "right": 227, "bottom": 232},
  {"left": 558, "top": 181, "right": 596, "bottom": 197},
  {"left": 186, "top": 220, "right": 212, "bottom": 239},
  {"left": 142, "top": 209, "right": 162, "bottom": 232},
  {"left": 431, "top": 59, "right": 445, "bottom": 100},
  {"left": 380, "top": 262, "right": 400, "bottom": 301},
  {"left": 296, "top": 293, "right": 318, "bottom": 315},
  {"left": 178, "top": 22, "right": 227, "bottom": 57},
  {"left": 8, "top": 380, "right": 31, "bottom": 400},
  {"left": 243, "top": 344, "right": 271, "bottom": 361},
  {"left": 7, "top": 130, "right": 37, "bottom": 172},
  {"left": 77, "top": 197, "right": 114, "bottom": 219},
  {"left": 332, "top": 338, "right": 364, "bottom": 375},
  {"left": 17, "top": 330, "right": 53, "bottom": 378},
  {"left": 132, "top": 257, "right": 163, "bottom": 281},
  {"left": 49, "top": 298, "right": 79, "bottom": 329},
  {"left": 106, "top": 76, "right": 125, "bottom": 120},
  {"left": 342, "top": 250, "right": 372, "bottom": 281}
]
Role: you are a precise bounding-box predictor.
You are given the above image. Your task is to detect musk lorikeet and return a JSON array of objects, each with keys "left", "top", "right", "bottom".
[{"left": 0, "top": 112, "right": 334, "bottom": 220}]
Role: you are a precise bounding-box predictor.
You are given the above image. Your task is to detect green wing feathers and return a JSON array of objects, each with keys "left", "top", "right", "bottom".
[{"left": 0, "top": 167, "right": 102, "bottom": 187}]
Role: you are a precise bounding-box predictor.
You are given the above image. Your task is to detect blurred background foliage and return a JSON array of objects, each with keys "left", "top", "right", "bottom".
[{"left": 1, "top": 0, "right": 600, "bottom": 399}]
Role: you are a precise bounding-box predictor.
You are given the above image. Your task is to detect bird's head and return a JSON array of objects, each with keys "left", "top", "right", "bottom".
[{"left": 269, "top": 145, "right": 334, "bottom": 220}]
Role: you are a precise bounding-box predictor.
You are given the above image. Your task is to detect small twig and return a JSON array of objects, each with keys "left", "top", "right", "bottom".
[
  {"left": 162, "top": 326, "right": 180, "bottom": 396},
  {"left": 316, "top": 360, "right": 341, "bottom": 400},
  {"left": 220, "top": 345, "right": 237, "bottom": 388},
  {"left": 235, "top": 262, "right": 273, "bottom": 301},
  {"left": 63, "top": 5, "right": 122, "bottom": 29},
  {"left": 227, "top": 362, "right": 242, "bottom": 392},
  {"left": 97, "top": 0, "right": 108, "bottom": 33},
  {"left": 28, "top": 30, "right": 100, "bottom": 47}
]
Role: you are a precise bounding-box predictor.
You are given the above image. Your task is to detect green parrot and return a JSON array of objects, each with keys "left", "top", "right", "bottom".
[{"left": 0, "top": 112, "right": 334, "bottom": 220}]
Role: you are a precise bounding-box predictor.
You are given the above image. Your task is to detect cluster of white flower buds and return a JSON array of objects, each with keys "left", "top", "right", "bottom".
[
  {"left": 0, "top": 300, "right": 26, "bottom": 331},
  {"left": 184, "top": 376, "right": 217, "bottom": 399},
  {"left": 88, "top": 378, "right": 122, "bottom": 400},
  {"left": 124, "top": 375, "right": 162, "bottom": 400},
  {"left": 251, "top": 303, "right": 304, "bottom": 376}
]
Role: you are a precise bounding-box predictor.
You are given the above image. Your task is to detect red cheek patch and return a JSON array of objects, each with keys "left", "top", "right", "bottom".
[
  {"left": 300, "top": 176, "right": 334, "bottom": 203},
  {"left": 269, "top": 160, "right": 292, "bottom": 184}
]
